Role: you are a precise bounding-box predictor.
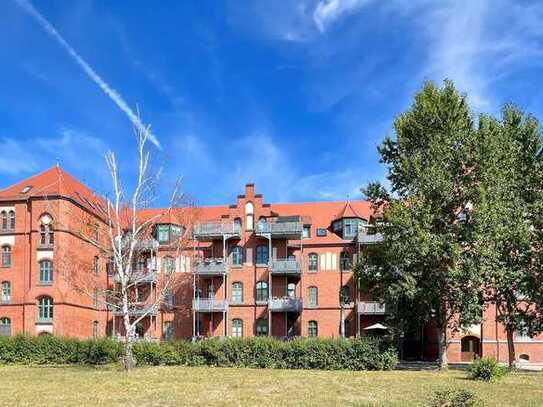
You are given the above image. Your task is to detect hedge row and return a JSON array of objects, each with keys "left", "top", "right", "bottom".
[{"left": 0, "top": 335, "right": 398, "bottom": 371}]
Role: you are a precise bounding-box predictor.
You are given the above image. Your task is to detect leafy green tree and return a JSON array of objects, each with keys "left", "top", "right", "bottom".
[
  {"left": 471, "top": 106, "right": 543, "bottom": 368},
  {"left": 358, "top": 80, "right": 485, "bottom": 369}
]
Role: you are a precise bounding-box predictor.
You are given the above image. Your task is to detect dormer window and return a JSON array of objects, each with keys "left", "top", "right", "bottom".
[
  {"left": 302, "top": 225, "right": 311, "bottom": 239},
  {"left": 156, "top": 224, "right": 183, "bottom": 244},
  {"left": 21, "top": 185, "right": 32, "bottom": 194}
]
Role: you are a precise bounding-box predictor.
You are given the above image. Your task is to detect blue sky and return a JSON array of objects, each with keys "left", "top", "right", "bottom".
[{"left": 1, "top": 0, "right": 543, "bottom": 206}]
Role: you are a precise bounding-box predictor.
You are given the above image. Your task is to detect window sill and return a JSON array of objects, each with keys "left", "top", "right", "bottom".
[
  {"left": 1, "top": 301, "right": 10, "bottom": 305},
  {"left": 0, "top": 265, "right": 12, "bottom": 269},
  {"left": 0, "top": 230, "right": 15, "bottom": 235},
  {"left": 38, "top": 282, "right": 53, "bottom": 287},
  {"left": 255, "top": 264, "right": 269, "bottom": 268},
  {"left": 36, "top": 319, "right": 53, "bottom": 325},
  {"left": 255, "top": 301, "right": 268, "bottom": 306},
  {"left": 231, "top": 302, "right": 244, "bottom": 305},
  {"left": 37, "top": 245, "right": 54, "bottom": 251}
]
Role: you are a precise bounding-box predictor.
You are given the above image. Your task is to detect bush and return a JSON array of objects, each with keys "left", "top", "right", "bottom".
[
  {"left": 468, "top": 357, "right": 507, "bottom": 382},
  {"left": 428, "top": 388, "right": 483, "bottom": 407},
  {"left": 0, "top": 335, "right": 397, "bottom": 371}
]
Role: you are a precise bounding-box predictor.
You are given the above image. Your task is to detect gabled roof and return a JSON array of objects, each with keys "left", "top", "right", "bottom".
[
  {"left": 333, "top": 201, "right": 365, "bottom": 221},
  {"left": 0, "top": 165, "right": 107, "bottom": 216}
]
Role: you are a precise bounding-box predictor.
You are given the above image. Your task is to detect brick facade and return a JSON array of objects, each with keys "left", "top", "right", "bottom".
[{"left": 1, "top": 166, "right": 542, "bottom": 365}]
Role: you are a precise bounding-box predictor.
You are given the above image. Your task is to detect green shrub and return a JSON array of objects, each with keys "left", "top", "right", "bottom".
[
  {"left": 0, "top": 335, "right": 397, "bottom": 371},
  {"left": 428, "top": 388, "right": 483, "bottom": 407},
  {"left": 468, "top": 357, "right": 507, "bottom": 382}
]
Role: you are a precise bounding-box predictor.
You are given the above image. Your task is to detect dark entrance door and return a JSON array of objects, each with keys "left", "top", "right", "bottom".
[{"left": 461, "top": 336, "right": 480, "bottom": 361}]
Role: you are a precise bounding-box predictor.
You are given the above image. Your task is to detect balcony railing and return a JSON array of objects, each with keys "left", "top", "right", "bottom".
[
  {"left": 356, "top": 231, "right": 384, "bottom": 245},
  {"left": 192, "top": 298, "right": 229, "bottom": 312},
  {"left": 269, "top": 259, "right": 302, "bottom": 275},
  {"left": 134, "top": 239, "right": 159, "bottom": 251},
  {"left": 256, "top": 221, "right": 303, "bottom": 237},
  {"left": 357, "top": 301, "right": 386, "bottom": 315},
  {"left": 193, "top": 222, "right": 241, "bottom": 240},
  {"left": 112, "top": 303, "right": 158, "bottom": 317},
  {"left": 113, "top": 271, "right": 157, "bottom": 283},
  {"left": 269, "top": 297, "right": 303, "bottom": 312},
  {"left": 194, "top": 259, "right": 228, "bottom": 275}
]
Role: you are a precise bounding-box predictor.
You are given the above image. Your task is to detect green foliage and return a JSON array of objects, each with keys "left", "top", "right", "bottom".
[
  {"left": 468, "top": 357, "right": 507, "bottom": 382},
  {"left": 428, "top": 388, "right": 483, "bottom": 407},
  {"left": 0, "top": 335, "right": 398, "bottom": 370}
]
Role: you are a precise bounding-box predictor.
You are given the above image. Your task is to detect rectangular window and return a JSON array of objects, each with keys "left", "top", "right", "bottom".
[
  {"left": 302, "top": 225, "right": 311, "bottom": 239},
  {"left": 93, "top": 289, "right": 99, "bottom": 308},
  {"left": 164, "top": 289, "right": 174, "bottom": 307},
  {"left": 316, "top": 228, "right": 327, "bottom": 237},
  {"left": 232, "top": 319, "right": 243, "bottom": 337},
  {"left": 163, "top": 321, "right": 173, "bottom": 340},
  {"left": 93, "top": 256, "right": 99, "bottom": 276},
  {"left": 232, "top": 283, "right": 243, "bottom": 304},
  {"left": 307, "top": 287, "right": 318, "bottom": 307},
  {"left": 39, "top": 261, "right": 53, "bottom": 284},
  {"left": 157, "top": 225, "right": 170, "bottom": 243}
]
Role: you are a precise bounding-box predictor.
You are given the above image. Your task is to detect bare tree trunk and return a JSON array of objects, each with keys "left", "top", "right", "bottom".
[
  {"left": 438, "top": 326, "right": 448, "bottom": 369},
  {"left": 122, "top": 291, "right": 136, "bottom": 371},
  {"left": 506, "top": 329, "right": 516, "bottom": 369}
]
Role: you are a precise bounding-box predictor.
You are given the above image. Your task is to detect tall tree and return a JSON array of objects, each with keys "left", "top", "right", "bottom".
[
  {"left": 358, "top": 80, "right": 484, "bottom": 369},
  {"left": 471, "top": 106, "right": 543, "bottom": 368}
]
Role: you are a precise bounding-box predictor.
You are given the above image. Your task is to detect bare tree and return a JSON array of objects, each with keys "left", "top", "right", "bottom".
[{"left": 57, "top": 122, "right": 196, "bottom": 371}]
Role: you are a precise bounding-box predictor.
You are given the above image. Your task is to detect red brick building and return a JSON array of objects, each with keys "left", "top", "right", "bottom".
[{"left": 1, "top": 166, "right": 542, "bottom": 365}]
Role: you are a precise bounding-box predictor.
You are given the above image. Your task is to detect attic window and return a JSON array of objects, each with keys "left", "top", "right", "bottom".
[
  {"left": 21, "top": 186, "right": 32, "bottom": 194},
  {"left": 316, "top": 228, "right": 327, "bottom": 237}
]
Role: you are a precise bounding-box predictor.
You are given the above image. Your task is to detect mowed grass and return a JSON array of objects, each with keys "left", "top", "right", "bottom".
[{"left": 0, "top": 365, "right": 542, "bottom": 406}]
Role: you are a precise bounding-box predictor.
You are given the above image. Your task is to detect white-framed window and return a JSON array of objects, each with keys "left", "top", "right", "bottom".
[
  {"left": 39, "top": 260, "right": 53, "bottom": 284},
  {"left": 231, "top": 246, "right": 243, "bottom": 266},
  {"left": 1, "top": 246, "right": 11, "bottom": 267},
  {"left": 92, "top": 321, "right": 99, "bottom": 339},
  {"left": 256, "top": 318, "right": 267, "bottom": 336},
  {"left": 234, "top": 217, "right": 242, "bottom": 232},
  {"left": 232, "top": 318, "right": 243, "bottom": 337},
  {"left": 302, "top": 225, "right": 311, "bottom": 239},
  {"left": 308, "top": 253, "right": 318, "bottom": 272},
  {"left": 8, "top": 210, "right": 15, "bottom": 230},
  {"left": 37, "top": 296, "right": 54, "bottom": 321},
  {"left": 308, "top": 320, "right": 318, "bottom": 337},
  {"left": 1, "top": 281, "right": 10, "bottom": 304},
  {"left": 163, "top": 321, "right": 173, "bottom": 340},
  {"left": 516, "top": 321, "right": 532, "bottom": 341},
  {"left": 232, "top": 282, "right": 243, "bottom": 304},
  {"left": 256, "top": 245, "right": 269, "bottom": 265},
  {"left": 245, "top": 202, "right": 254, "bottom": 231},
  {"left": 164, "top": 289, "right": 174, "bottom": 307},
  {"left": 0, "top": 317, "right": 11, "bottom": 337},
  {"left": 163, "top": 256, "right": 175, "bottom": 274},
  {"left": 340, "top": 252, "right": 350, "bottom": 271},
  {"left": 340, "top": 285, "right": 351, "bottom": 305},
  {"left": 307, "top": 286, "right": 318, "bottom": 307},
  {"left": 0, "top": 211, "right": 6, "bottom": 231},
  {"left": 256, "top": 281, "right": 268, "bottom": 302},
  {"left": 287, "top": 282, "right": 296, "bottom": 298}
]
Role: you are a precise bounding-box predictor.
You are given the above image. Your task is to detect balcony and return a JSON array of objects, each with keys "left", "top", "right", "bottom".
[
  {"left": 193, "top": 222, "right": 241, "bottom": 241},
  {"left": 256, "top": 221, "right": 303, "bottom": 238},
  {"left": 356, "top": 231, "right": 384, "bottom": 245},
  {"left": 112, "top": 303, "right": 158, "bottom": 317},
  {"left": 269, "top": 259, "right": 302, "bottom": 275},
  {"left": 194, "top": 259, "right": 228, "bottom": 275},
  {"left": 269, "top": 297, "right": 303, "bottom": 312},
  {"left": 357, "top": 301, "right": 386, "bottom": 315},
  {"left": 113, "top": 271, "right": 157, "bottom": 284},
  {"left": 192, "top": 298, "right": 229, "bottom": 312},
  {"left": 134, "top": 239, "right": 159, "bottom": 251}
]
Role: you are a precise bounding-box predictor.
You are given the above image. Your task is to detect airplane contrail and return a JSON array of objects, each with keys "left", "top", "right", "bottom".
[{"left": 13, "top": 0, "right": 161, "bottom": 149}]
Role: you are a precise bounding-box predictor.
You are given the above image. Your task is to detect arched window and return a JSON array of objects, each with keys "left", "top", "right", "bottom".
[
  {"left": 0, "top": 317, "right": 10, "bottom": 337},
  {"left": 1, "top": 211, "right": 6, "bottom": 231},
  {"left": 340, "top": 285, "right": 351, "bottom": 305},
  {"left": 256, "top": 318, "right": 268, "bottom": 336},
  {"left": 232, "top": 318, "right": 243, "bottom": 337},
  {"left": 92, "top": 321, "right": 99, "bottom": 339},
  {"left": 194, "top": 288, "right": 202, "bottom": 299},
  {"left": 255, "top": 281, "right": 268, "bottom": 302},
  {"left": 308, "top": 253, "right": 318, "bottom": 272},
  {"left": 307, "top": 286, "right": 318, "bottom": 307},
  {"left": 233, "top": 217, "right": 242, "bottom": 232},
  {"left": 340, "top": 252, "right": 350, "bottom": 271},
  {"left": 93, "top": 256, "right": 100, "bottom": 276},
  {"left": 287, "top": 282, "right": 296, "bottom": 298},
  {"left": 1, "top": 282, "right": 10, "bottom": 304},
  {"left": 245, "top": 202, "right": 254, "bottom": 231},
  {"left": 163, "top": 256, "right": 175, "bottom": 274},
  {"left": 256, "top": 245, "right": 269, "bottom": 265},
  {"left": 39, "top": 260, "right": 53, "bottom": 284},
  {"left": 37, "top": 296, "right": 54, "bottom": 321},
  {"left": 39, "top": 215, "right": 54, "bottom": 247},
  {"left": 308, "top": 320, "right": 318, "bottom": 337},
  {"left": 8, "top": 211, "right": 15, "bottom": 230},
  {"left": 232, "top": 282, "right": 243, "bottom": 304},
  {"left": 163, "top": 321, "right": 173, "bottom": 340},
  {"left": 257, "top": 216, "right": 266, "bottom": 229},
  {"left": 1, "top": 246, "right": 11, "bottom": 267},
  {"left": 231, "top": 245, "right": 243, "bottom": 266}
]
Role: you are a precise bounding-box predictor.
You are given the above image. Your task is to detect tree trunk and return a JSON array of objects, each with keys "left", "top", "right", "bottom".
[
  {"left": 506, "top": 329, "right": 517, "bottom": 369},
  {"left": 438, "top": 326, "right": 448, "bottom": 369},
  {"left": 122, "top": 289, "right": 136, "bottom": 371}
]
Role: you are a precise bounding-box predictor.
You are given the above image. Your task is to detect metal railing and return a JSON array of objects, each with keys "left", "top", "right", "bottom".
[
  {"left": 357, "top": 301, "right": 386, "bottom": 315},
  {"left": 192, "top": 298, "right": 229, "bottom": 312},
  {"left": 112, "top": 303, "right": 158, "bottom": 316},
  {"left": 193, "top": 222, "right": 241, "bottom": 238},
  {"left": 134, "top": 239, "right": 159, "bottom": 251},
  {"left": 269, "top": 259, "right": 302, "bottom": 275},
  {"left": 356, "top": 231, "right": 384, "bottom": 244},
  {"left": 269, "top": 297, "right": 303, "bottom": 312},
  {"left": 113, "top": 271, "right": 157, "bottom": 283},
  {"left": 194, "top": 259, "right": 228, "bottom": 275},
  {"left": 256, "top": 221, "right": 303, "bottom": 236}
]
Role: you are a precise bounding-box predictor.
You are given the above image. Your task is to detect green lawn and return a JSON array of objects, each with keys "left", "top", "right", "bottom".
[{"left": 0, "top": 365, "right": 541, "bottom": 406}]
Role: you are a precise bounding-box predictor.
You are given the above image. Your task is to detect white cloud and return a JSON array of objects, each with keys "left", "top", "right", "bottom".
[
  {"left": 0, "top": 138, "right": 39, "bottom": 175},
  {"left": 313, "top": 0, "right": 371, "bottom": 32}
]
